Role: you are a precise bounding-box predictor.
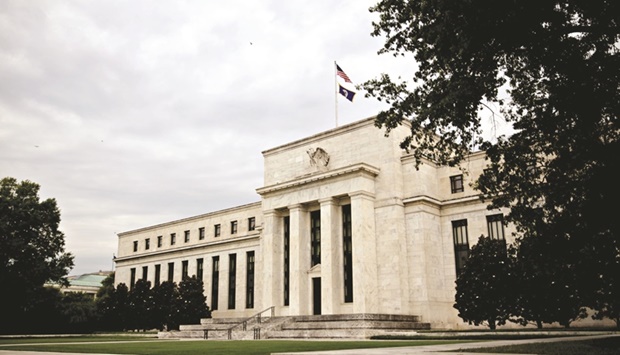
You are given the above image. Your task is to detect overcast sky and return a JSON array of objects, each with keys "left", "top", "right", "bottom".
[
  {"left": 0, "top": 0, "right": 402, "bottom": 275},
  {"left": 1, "top": 1, "right": 510, "bottom": 276}
]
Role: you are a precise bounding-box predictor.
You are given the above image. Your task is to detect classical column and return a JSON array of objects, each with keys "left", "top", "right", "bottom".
[
  {"left": 259, "top": 209, "right": 281, "bottom": 311},
  {"left": 319, "top": 197, "right": 339, "bottom": 314},
  {"left": 350, "top": 191, "right": 379, "bottom": 313},
  {"left": 288, "top": 204, "right": 310, "bottom": 315}
]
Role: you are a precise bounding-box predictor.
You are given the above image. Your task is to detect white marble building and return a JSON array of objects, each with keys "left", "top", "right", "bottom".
[{"left": 114, "top": 116, "right": 513, "bottom": 328}]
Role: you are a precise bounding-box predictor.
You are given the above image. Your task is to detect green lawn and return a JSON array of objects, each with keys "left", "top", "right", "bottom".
[
  {"left": 460, "top": 336, "right": 620, "bottom": 355},
  {"left": 0, "top": 339, "right": 468, "bottom": 355},
  {"left": 0, "top": 336, "right": 157, "bottom": 345}
]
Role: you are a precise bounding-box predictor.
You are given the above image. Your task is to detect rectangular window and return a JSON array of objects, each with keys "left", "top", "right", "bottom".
[
  {"left": 310, "top": 210, "right": 321, "bottom": 267},
  {"left": 168, "top": 262, "right": 174, "bottom": 282},
  {"left": 133, "top": 240, "right": 138, "bottom": 252},
  {"left": 231, "top": 220, "right": 238, "bottom": 234},
  {"left": 154, "top": 264, "right": 161, "bottom": 286},
  {"left": 246, "top": 251, "right": 255, "bottom": 309},
  {"left": 450, "top": 174, "right": 464, "bottom": 193},
  {"left": 199, "top": 227, "right": 205, "bottom": 240},
  {"left": 196, "top": 258, "right": 204, "bottom": 280},
  {"left": 157, "top": 235, "right": 162, "bottom": 248},
  {"left": 228, "top": 254, "right": 237, "bottom": 309},
  {"left": 145, "top": 238, "right": 150, "bottom": 250},
  {"left": 248, "top": 217, "right": 256, "bottom": 231},
  {"left": 452, "top": 219, "right": 469, "bottom": 275},
  {"left": 182, "top": 260, "right": 189, "bottom": 279},
  {"left": 170, "top": 233, "right": 176, "bottom": 245},
  {"left": 184, "top": 230, "right": 190, "bottom": 243},
  {"left": 487, "top": 214, "right": 505, "bottom": 241},
  {"left": 283, "top": 216, "right": 290, "bottom": 306},
  {"left": 130, "top": 268, "right": 136, "bottom": 289},
  {"left": 214, "top": 224, "right": 221, "bottom": 237},
  {"left": 342, "top": 204, "right": 353, "bottom": 303},
  {"left": 142, "top": 266, "right": 148, "bottom": 281},
  {"left": 211, "top": 256, "right": 220, "bottom": 310}
]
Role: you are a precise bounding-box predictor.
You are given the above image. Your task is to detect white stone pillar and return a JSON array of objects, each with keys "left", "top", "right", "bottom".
[
  {"left": 220, "top": 254, "right": 230, "bottom": 311},
  {"left": 259, "top": 210, "right": 281, "bottom": 311},
  {"left": 350, "top": 191, "right": 379, "bottom": 313},
  {"left": 319, "top": 197, "right": 339, "bottom": 315},
  {"left": 288, "top": 204, "right": 310, "bottom": 315}
]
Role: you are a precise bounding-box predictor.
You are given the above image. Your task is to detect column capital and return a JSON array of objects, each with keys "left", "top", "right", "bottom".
[
  {"left": 348, "top": 190, "right": 375, "bottom": 200},
  {"left": 288, "top": 203, "right": 305, "bottom": 212},
  {"left": 263, "top": 209, "right": 280, "bottom": 218},
  {"left": 318, "top": 197, "right": 336, "bottom": 206}
]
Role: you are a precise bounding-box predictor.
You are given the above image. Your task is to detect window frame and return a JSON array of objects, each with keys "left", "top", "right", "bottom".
[
  {"left": 452, "top": 219, "right": 469, "bottom": 275},
  {"left": 214, "top": 224, "right": 221, "bottom": 237},
  {"left": 487, "top": 214, "right": 506, "bottom": 241},
  {"left": 450, "top": 174, "right": 465, "bottom": 193},
  {"left": 248, "top": 217, "right": 256, "bottom": 231}
]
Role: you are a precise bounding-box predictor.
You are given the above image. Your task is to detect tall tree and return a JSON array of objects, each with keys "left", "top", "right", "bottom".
[
  {"left": 0, "top": 177, "right": 74, "bottom": 333},
  {"left": 175, "top": 276, "right": 211, "bottom": 326},
  {"left": 152, "top": 281, "right": 179, "bottom": 330},
  {"left": 512, "top": 234, "right": 585, "bottom": 328},
  {"left": 364, "top": 1, "right": 619, "bottom": 320},
  {"left": 127, "top": 279, "right": 154, "bottom": 331},
  {"left": 454, "top": 236, "right": 514, "bottom": 329}
]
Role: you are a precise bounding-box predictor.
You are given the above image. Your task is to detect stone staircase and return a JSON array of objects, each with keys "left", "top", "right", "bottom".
[
  {"left": 267, "top": 314, "right": 430, "bottom": 339},
  {"left": 159, "top": 312, "right": 430, "bottom": 340}
]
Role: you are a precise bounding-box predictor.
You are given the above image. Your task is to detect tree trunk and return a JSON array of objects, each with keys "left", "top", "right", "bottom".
[
  {"left": 536, "top": 320, "right": 543, "bottom": 329},
  {"left": 488, "top": 319, "right": 496, "bottom": 330}
]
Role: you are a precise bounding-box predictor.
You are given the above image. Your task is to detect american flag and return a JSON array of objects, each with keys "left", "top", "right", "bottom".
[{"left": 336, "top": 64, "right": 352, "bottom": 83}]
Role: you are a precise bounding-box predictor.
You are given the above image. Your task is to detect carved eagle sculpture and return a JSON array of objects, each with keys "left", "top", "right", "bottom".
[{"left": 307, "top": 147, "right": 330, "bottom": 168}]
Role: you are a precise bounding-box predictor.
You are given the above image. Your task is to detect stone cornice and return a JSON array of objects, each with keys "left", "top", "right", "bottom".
[
  {"left": 256, "top": 163, "right": 380, "bottom": 196},
  {"left": 118, "top": 201, "right": 262, "bottom": 237},
  {"left": 114, "top": 233, "right": 260, "bottom": 263},
  {"left": 403, "top": 194, "right": 481, "bottom": 208}
]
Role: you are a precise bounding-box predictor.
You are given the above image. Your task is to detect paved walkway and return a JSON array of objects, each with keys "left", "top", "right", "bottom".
[
  {"left": 275, "top": 334, "right": 620, "bottom": 355},
  {"left": 0, "top": 333, "right": 617, "bottom": 355}
]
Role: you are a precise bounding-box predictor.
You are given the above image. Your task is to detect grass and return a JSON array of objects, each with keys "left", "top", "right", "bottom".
[
  {"left": 0, "top": 335, "right": 157, "bottom": 345},
  {"left": 372, "top": 333, "right": 577, "bottom": 340},
  {"left": 461, "top": 336, "right": 620, "bottom": 355},
  {"left": 0, "top": 339, "right": 469, "bottom": 355}
]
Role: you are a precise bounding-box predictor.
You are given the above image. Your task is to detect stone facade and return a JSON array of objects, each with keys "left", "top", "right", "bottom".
[{"left": 114, "top": 116, "right": 514, "bottom": 328}]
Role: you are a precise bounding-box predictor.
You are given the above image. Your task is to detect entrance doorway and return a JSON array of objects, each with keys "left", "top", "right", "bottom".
[{"left": 312, "top": 277, "right": 321, "bottom": 315}]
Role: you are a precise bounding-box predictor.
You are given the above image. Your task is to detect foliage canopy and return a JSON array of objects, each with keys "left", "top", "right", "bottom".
[
  {"left": 365, "top": 0, "right": 619, "bottom": 326},
  {"left": 0, "top": 177, "right": 74, "bottom": 333}
]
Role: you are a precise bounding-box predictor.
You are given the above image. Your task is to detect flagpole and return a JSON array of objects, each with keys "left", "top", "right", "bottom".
[{"left": 334, "top": 60, "right": 338, "bottom": 127}]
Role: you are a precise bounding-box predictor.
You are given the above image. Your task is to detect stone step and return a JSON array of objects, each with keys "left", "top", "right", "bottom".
[
  {"left": 159, "top": 328, "right": 260, "bottom": 340},
  {"left": 200, "top": 317, "right": 245, "bottom": 325},
  {"left": 266, "top": 329, "right": 385, "bottom": 339},
  {"left": 282, "top": 320, "right": 430, "bottom": 331},
  {"left": 292, "top": 314, "right": 422, "bottom": 323},
  {"left": 180, "top": 324, "right": 231, "bottom": 331},
  {"left": 163, "top": 313, "right": 430, "bottom": 340}
]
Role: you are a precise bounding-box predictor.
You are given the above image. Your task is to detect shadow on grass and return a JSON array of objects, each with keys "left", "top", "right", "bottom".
[{"left": 460, "top": 336, "right": 620, "bottom": 355}]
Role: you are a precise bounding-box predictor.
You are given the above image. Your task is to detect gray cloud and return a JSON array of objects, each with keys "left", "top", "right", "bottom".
[{"left": 1, "top": 1, "right": 509, "bottom": 276}]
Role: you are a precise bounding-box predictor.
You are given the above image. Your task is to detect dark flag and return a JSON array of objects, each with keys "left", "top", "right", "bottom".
[{"left": 338, "top": 84, "right": 356, "bottom": 102}]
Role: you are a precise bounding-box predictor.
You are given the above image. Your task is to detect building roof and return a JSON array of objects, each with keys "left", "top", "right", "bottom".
[{"left": 67, "top": 271, "right": 111, "bottom": 288}]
